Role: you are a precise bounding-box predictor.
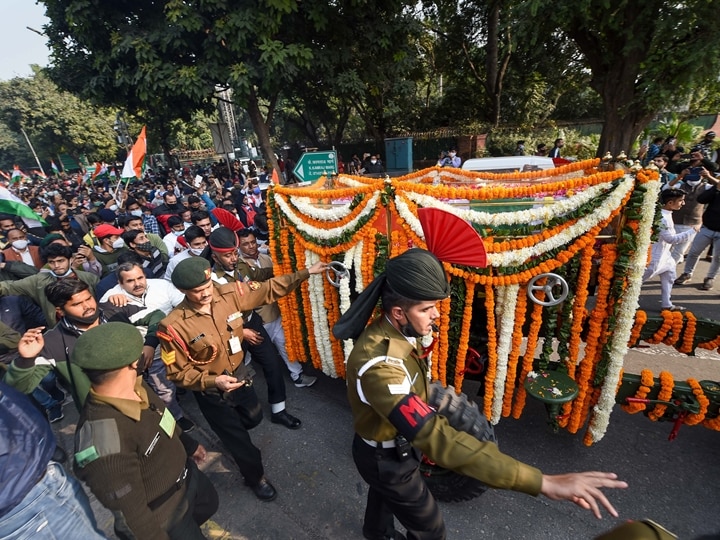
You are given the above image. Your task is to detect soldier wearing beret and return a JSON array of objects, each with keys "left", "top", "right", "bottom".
[
  {"left": 334, "top": 248, "right": 628, "bottom": 540},
  {"left": 159, "top": 255, "right": 326, "bottom": 501},
  {"left": 209, "top": 226, "right": 309, "bottom": 429},
  {"left": 73, "top": 322, "right": 217, "bottom": 540}
]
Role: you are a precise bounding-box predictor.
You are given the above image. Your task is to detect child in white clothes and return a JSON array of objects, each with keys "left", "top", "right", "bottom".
[{"left": 642, "top": 188, "right": 701, "bottom": 310}]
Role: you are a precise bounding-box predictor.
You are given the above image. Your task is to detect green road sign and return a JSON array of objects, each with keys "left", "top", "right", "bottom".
[{"left": 293, "top": 151, "right": 337, "bottom": 182}]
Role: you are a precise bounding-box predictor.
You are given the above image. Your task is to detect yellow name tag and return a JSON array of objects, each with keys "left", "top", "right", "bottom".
[
  {"left": 161, "top": 349, "right": 176, "bottom": 365},
  {"left": 159, "top": 408, "right": 176, "bottom": 437}
]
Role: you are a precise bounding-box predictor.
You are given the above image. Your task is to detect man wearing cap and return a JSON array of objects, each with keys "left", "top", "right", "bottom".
[
  {"left": 334, "top": 248, "right": 627, "bottom": 540},
  {"left": 93, "top": 223, "right": 129, "bottom": 277},
  {"left": 72, "top": 322, "right": 218, "bottom": 540},
  {"left": 0, "top": 243, "right": 98, "bottom": 325},
  {"left": 209, "top": 227, "right": 309, "bottom": 426},
  {"left": 158, "top": 255, "right": 326, "bottom": 501},
  {"left": 691, "top": 130, "right": 717, "bottom": 161}
]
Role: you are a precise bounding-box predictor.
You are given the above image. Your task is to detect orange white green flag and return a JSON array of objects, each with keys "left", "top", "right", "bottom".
[{"left": 121, "top": 126, "right": 147, "bottom": 181}]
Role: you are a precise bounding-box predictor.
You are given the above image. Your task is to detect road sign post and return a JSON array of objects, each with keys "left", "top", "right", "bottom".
[{"left": 292, "top": 151, "right": 338, "bottom": 182}]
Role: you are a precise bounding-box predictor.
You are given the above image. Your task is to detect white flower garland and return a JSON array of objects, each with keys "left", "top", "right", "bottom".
[
  {"left": 305, "top": 250, "right": 337, "bottom": 377},
  {"left": 485, "top": 177, "right": 633, "bottom": 267},
  {"left": 289, "top": 196, "right": 357, "bottom": 221},
  {"left": 274, "top": 191, "right": 380, "bottom": 240},
  {"left": 587, "top": 176, "right": 660, "bottom": 443},
  {"left": 394, "top": 194, "right": 426, "bottom": 241},
  {"left": 490, "top": 283, "right": 520, "bottom": 424},
  {"left": 336, "top": 175, "right": 374, "bottom": 188},
  {"left": 353, "top": 239, "right": 365, "bottom": 293},
  {"left": 339, "top": 246, "right": 356, "bottom": 364},
  {"left": 405, "top": 179, "right": 618, "bottom": 227}
]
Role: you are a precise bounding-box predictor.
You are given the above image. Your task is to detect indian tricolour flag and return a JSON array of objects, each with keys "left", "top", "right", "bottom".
[
  {"left": 0, "top": 186, "right": 46, "bottom": 228},
  {"left": 11, "top": 166, "right": 23, "bottom": 184},
  {"left": 51, "top": 160, "right": 60, "bottom": 174},
  {"left": 121, "top": 126, "right": 147, "bottom": 182}
]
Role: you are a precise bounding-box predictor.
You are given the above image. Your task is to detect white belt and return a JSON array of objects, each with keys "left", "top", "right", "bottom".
[{"left": 362, "top": 437, "right": 396, "bottom": 448}]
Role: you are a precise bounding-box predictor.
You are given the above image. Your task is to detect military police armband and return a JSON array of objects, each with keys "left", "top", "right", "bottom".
[{"left": 388, "top": 393, "right": 436, "bottom": 441}]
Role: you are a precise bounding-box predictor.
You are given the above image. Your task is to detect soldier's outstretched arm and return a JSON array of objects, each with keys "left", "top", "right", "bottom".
[{"left": 540, "top": 471, "right": 628, "bottom": 519}]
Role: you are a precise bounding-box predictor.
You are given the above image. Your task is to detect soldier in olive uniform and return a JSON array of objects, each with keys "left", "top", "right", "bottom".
[
  {"left": 158, "top": 256, "right": 325, "bottom": 501},
  {"left": 334, "top": 249, "right": 628, "bottom": 540}
]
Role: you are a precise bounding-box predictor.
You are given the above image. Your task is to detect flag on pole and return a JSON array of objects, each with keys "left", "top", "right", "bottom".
[
  {"left": 11, "top": 166, "right": 22, "bottom": 184},
  {"left": 0, "top": 186, "right": 47, "bottom": 228},
  {"left": 91, "top": 162, "right": 107, "bottom": 181},
  {"left": 271, "top": 168, "right": 280, "bottom": 185},
  {"left": 34, "top": 170, "right": 47, "bottom": 180},
  {"left": 0, "top": 171, "right": 9, "bottom": 181},
  {"left": 51, "top": 160, "right": 60, "bottom": 174},
  {"left": 121, "top": 126, "right": 147, "bottom": 181}
]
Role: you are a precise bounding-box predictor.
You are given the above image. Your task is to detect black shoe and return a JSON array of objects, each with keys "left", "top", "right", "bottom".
[
  {"left": 247, "top": 476, "right": 277, "bottom": 501},
  {"left": 51, "top": 445, "right": 68, "bottom": 464},
  {"left": 177, "top": 417, "right": 195, "bottom": 433},
  {"left": 363, "top": 530, "right": 406, "bottom": 540},
  {"left": 271, "top": 409, "right": 302, "bottom": 430},
  {"left": 47, "top": 405, "right": 64, "bottom": 424}
]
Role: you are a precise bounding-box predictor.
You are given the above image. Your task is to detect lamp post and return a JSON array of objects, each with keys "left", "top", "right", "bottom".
[{"left": 20, "top": 127, "right": 46, "bottom": 176}]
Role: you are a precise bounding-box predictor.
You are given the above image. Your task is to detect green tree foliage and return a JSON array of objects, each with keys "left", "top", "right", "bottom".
[
  {"left": 523, "top": 0, "right": 720, "bottom": 156},
  {"left": 0, "top": 68, "right": 117, "bottom": 171},
  {"left": 41, "top": 0, "right": 421, "bottom": 170}
]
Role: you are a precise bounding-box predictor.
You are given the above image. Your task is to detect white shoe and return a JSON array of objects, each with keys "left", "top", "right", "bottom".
[{"left": 293, "top": 374, "right": 317, "bottom": 388}]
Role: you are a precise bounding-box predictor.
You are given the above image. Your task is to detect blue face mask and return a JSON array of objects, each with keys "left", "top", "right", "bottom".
[
  {"left": 253, "top": 187, "right": 261, "bottom": 195},
  {"left": 173, "top": 230, "right": 184, "bottom": 236}
]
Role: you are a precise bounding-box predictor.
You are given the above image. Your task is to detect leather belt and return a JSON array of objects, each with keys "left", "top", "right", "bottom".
[{"left": 361, "top": 437, "right": 396, "bottom": 449}]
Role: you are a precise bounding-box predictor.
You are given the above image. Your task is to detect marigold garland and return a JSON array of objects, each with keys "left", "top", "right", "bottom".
[
  {"left": 648, "top": 371, "right": 674, "bottom": 421},
  {"left": 453, "top": 280, "right": 476, "bottom": 391},
  {"left": 621, "top": 369, "right": 654, "bottom": 413},
  {"left": 502, "top": 286, "right": 528, "bottom": 417},
  {"left": 511, "top": 291, "right": 546, "bottom": 419},
  {"left": 678, "top": 311, "right": 697, "bottom": 354},
  {"left": 482, "top": 282, "right": 498, "bottom": 419},
  {"left": 627, "top": 310, "right": 648, "bottom": 348},
  {"left": 568, "top": 244, "right": 616, "bottom": 433},
  {"left": 684, "top": 378, "right": 709, "bottom": 425},
  {"left": 646, "top": 310, "right": 674, "bottom": 344},
  {"left": 434, "top": 296, "right": 452, "bottom": 383}
]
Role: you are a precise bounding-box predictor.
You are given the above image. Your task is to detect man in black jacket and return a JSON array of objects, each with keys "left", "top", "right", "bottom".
[{"left": 675, "top": 175, "right": 720, "bottom": 290}]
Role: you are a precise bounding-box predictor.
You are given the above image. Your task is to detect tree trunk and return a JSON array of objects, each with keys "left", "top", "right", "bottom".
[{"left": 246, "top": 87, "right": 279, "bottom": 177}]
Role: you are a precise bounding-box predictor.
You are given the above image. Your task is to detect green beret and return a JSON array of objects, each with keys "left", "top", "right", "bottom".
[
  {"left": 71, "top": 322, "right": 143, "bottom": 371},
  {"left": 386, "top": 248, "right": 450, "bottom": 301},
  {"left": 172, "top": 257, "right": 212, "bottom": 290},
  {"left": 39, "top": 233, "right": 65, "bottom": 249}
]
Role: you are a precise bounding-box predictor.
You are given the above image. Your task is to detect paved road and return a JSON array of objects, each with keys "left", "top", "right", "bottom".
[{"left": 51, "top": 258, "right": 719, "bottom": 540}]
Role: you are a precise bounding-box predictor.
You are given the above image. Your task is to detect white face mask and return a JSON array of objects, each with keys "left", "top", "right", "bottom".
[
  {"left": 370, "top": 160, "right": 377, "bottom": 164},
  {"left": 686, "top": 179, "right": 701, "bottom": 187},
  {"left": 11, "top": 239, "right": 28, "bottom": 250},
  {"left": 112, "top": 238, "right": 125, "bottom": 249},
  {"left": 189, "top": 247, "right": 205, "bottom": 256},
  {"left": 172, "top": 230, "right": 184, "bottom": 237},
  {"left": 130, "top": 209, "right": 143, "bottom": 217},
  {"left": 109, "top": 205, "right": 118, "bottom": 212},
  {"left": 449, "top": 152, "right": 456, "bottom": 157}
]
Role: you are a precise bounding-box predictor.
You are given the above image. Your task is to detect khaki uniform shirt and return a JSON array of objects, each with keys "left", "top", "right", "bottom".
[
  {"left": 238, "top": 253, "right": 281, "bottom": 323},
  {"left": 346, "top": 316, "right": 543, "bottom": 496},
  {"left": 158, "top": 269, "right": 308, "bottom": 391}
]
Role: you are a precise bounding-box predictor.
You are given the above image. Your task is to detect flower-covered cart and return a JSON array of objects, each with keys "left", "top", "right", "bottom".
[{"left": 266, "top": 159, "right": 720, "bottom": 450}]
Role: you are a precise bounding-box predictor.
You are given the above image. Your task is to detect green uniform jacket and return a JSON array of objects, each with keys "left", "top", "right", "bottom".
[
  {"left": 0, "top": 269, "right": 99, "bottom": 325},
  {"left": 159, "top": 269, "right": 308, "bottom": 391},
  {"left": 75, "top": 378, "right": 194, "bottom": 540},
  {"left": 346, "top": 316, "right": 543, "bottom": 496}
]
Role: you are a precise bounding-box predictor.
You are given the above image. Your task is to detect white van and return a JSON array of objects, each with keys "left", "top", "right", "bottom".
[{"left": 461, "top": 156, "right": 555, "bottom": 173}]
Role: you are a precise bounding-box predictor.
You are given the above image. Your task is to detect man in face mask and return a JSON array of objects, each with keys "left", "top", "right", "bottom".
[
  {"left": 5, "top": 279, "right": 165, "bottom": 411},
  {"left": 2, "top": 228, "right": 43, "bottom": 269},
  {"left": 92, "top": 224, "right": 128, "bottom": 277},
  {"left": 122, "top": 229, "right": 169, "bottom": 279},
  {"left": 0, "top": 243, "right": 99, "bottom": 325},
  {"left": 152, "top": 192, "right": 183, "bottom": 234},
  {"left": 163, "top": 226, "right": 208, "bottom": 281}
]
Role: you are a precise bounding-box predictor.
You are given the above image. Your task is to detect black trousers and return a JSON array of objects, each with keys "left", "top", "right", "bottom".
[
  {"left": 243, "top": 314, "right": 286, "bottom": 405},
  {"left": 167, "top": 461, "right": 219, "bottom": 540},
  {"left": 352, "top": 434, "right": 446, "bottom": 540},
  {"left": 194, "top": 388, "right": 265, "bottom": 485}
]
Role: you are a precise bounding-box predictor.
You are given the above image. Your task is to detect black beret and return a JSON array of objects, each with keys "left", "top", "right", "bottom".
[
  {"left": 208, "top": 227, "right": 238, "bottom": 253},
  {"left": 172, "top": 257, "right": 212, "bottom": 290},
  {"left": 70, "top": 322, "right": 143, "bottom": 371}
]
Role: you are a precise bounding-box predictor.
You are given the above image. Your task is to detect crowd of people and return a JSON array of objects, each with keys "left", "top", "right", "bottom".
[
  {"left": 640, "top": 131, "right": 720, "bottom": 311},
  {"left": 0, "top": 150, "right": 692, "bottom": 539}
]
